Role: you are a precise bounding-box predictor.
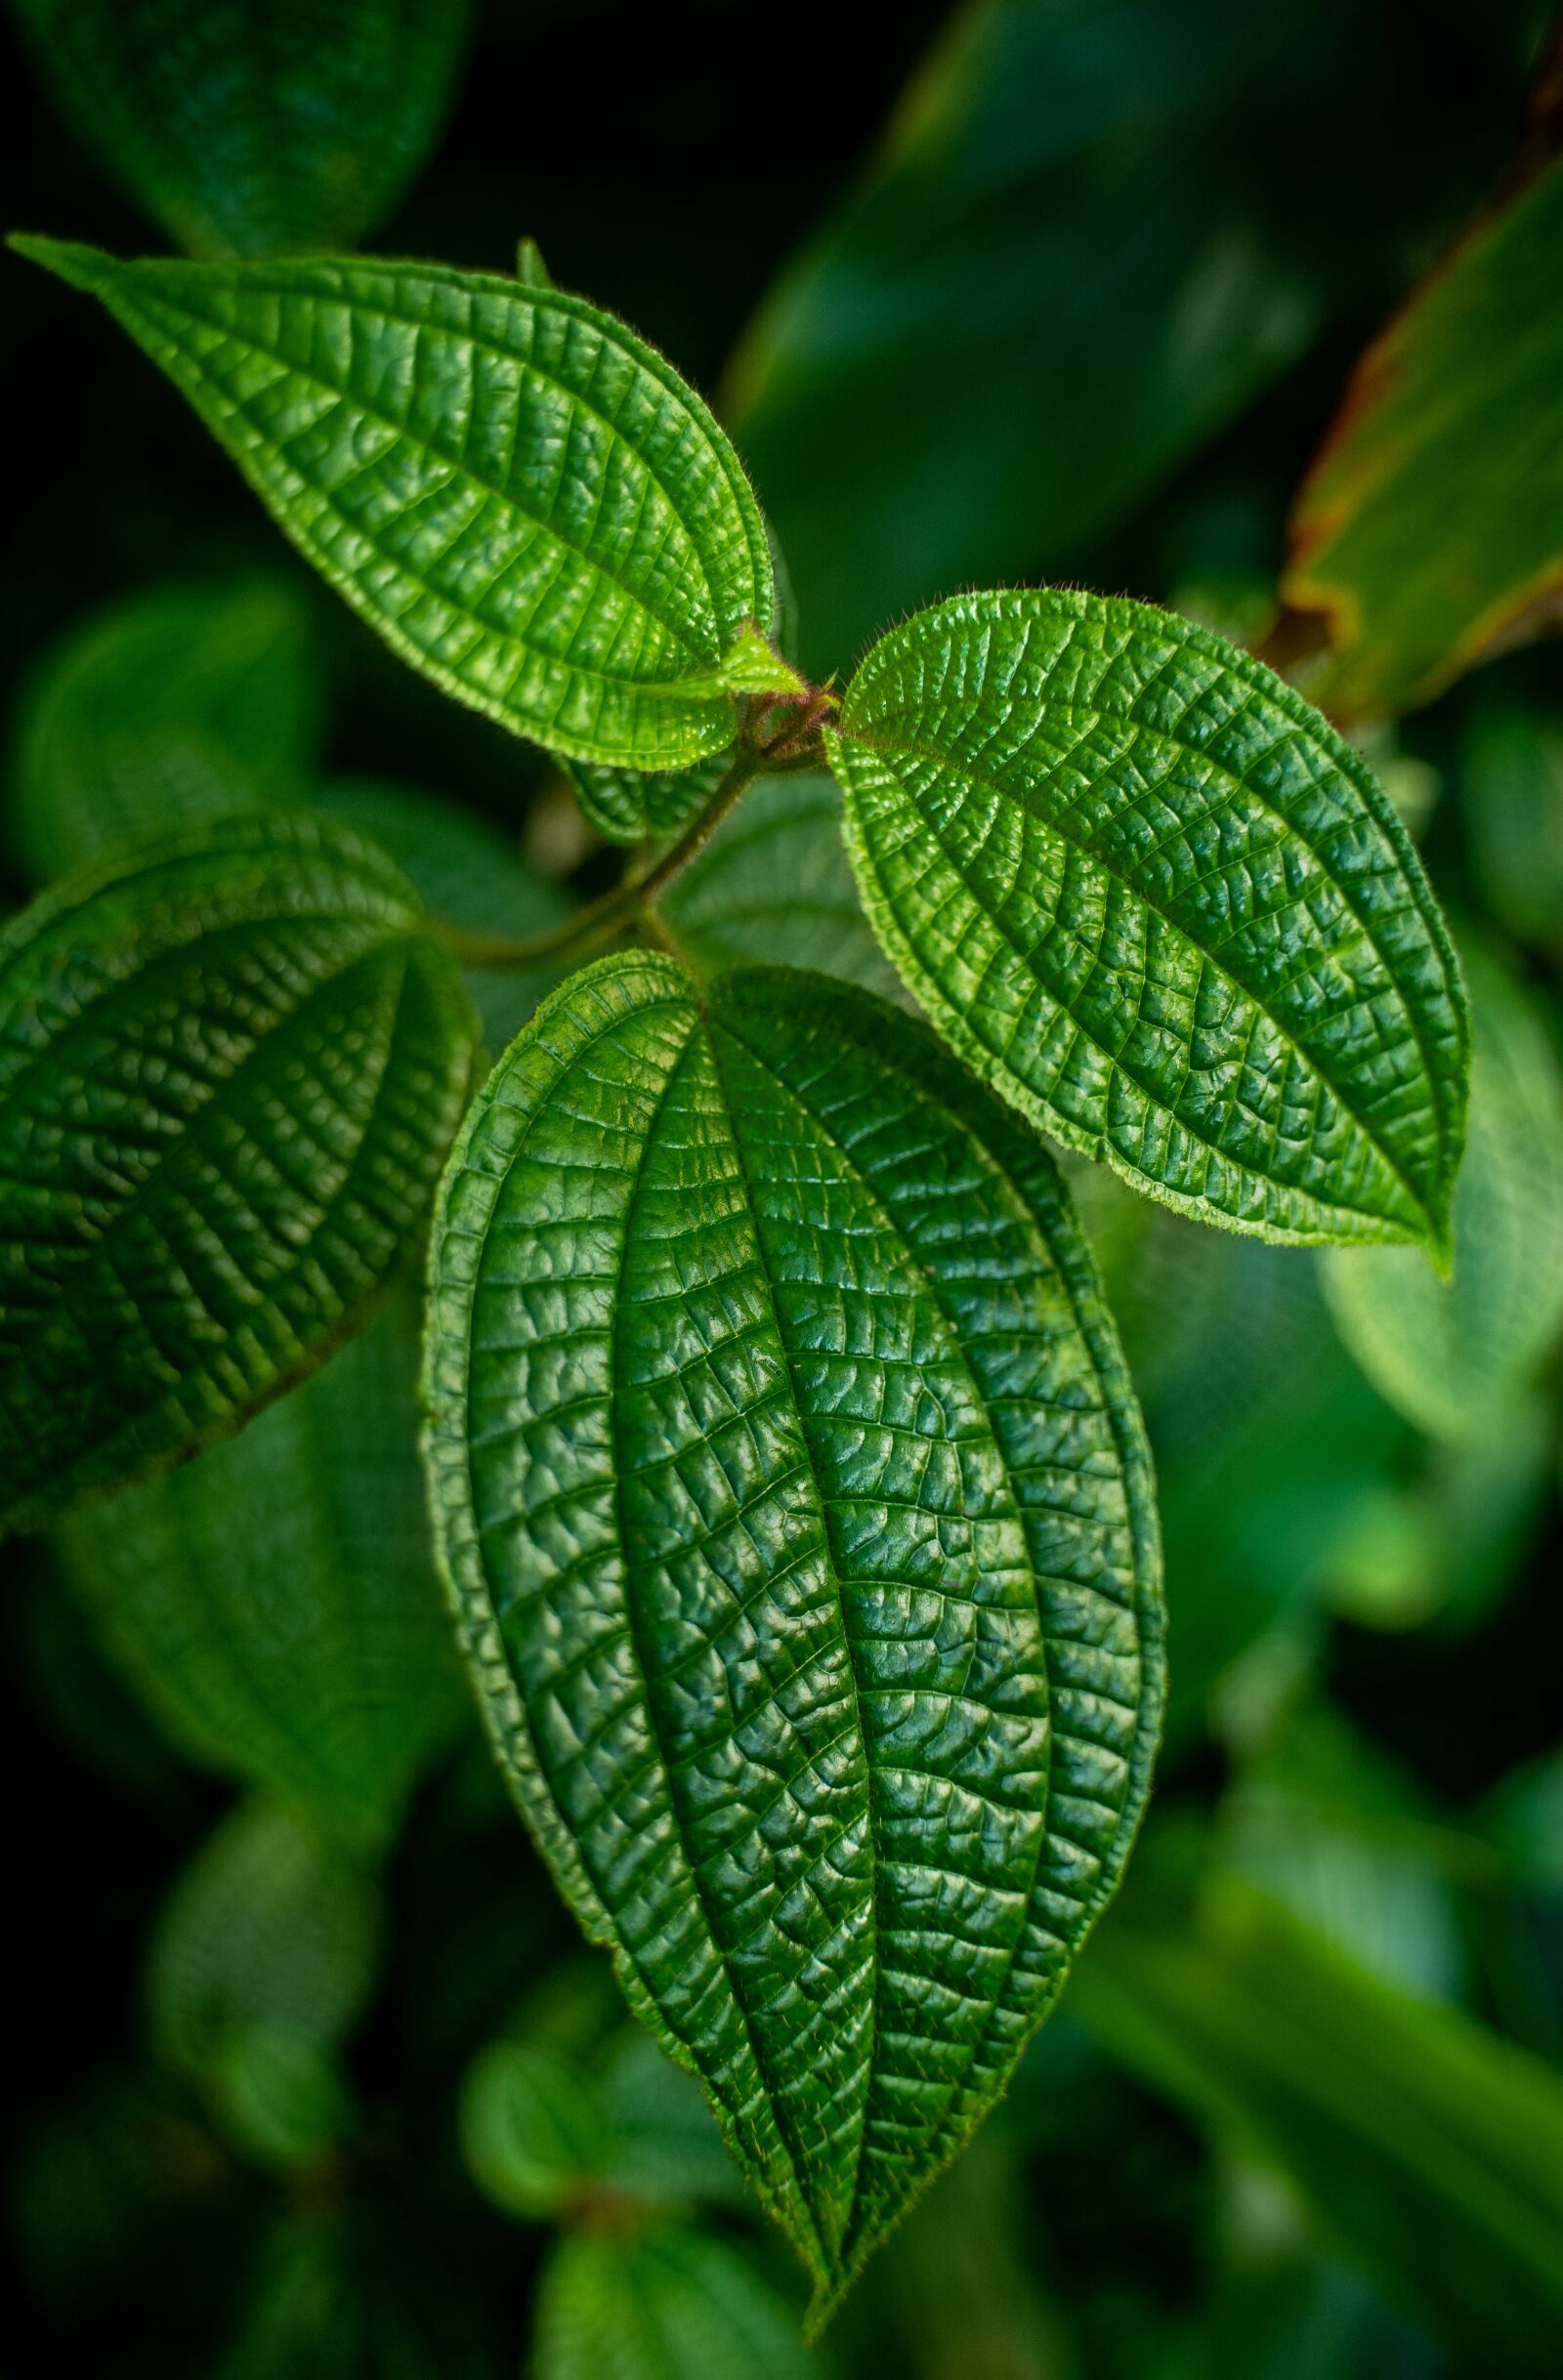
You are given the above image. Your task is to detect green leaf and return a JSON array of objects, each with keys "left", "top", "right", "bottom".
[
  {"left": 0, "top": 811, "right": 476, "bottom": 1536},
  {"left": 826, "top": 588, "right": 1468, "bottom": 1256},
  {"left": 563, "top": 751, "right": 731, "bottom": 848},
  {"left": 461, "top": 2042, "right": 608, "bottom": 2221},
  {"left": 14, "top": 239, "right": 802, "bottom": 769},
  {"left": 1281, "top": 156, "right": 1563, "bottom": 720},
  {"left": 59, "top": 1288, "right": 466, "bottom": 1835},
  {"left": 535, "top": 2227, "right": 819, "bottom": 2380},
  {"left": 423, "top": 951, "right": 1163, "bottom": 2320},
  {"left": 1459, "top": 700, "right": 1563, "bottom": 959},
  {"left": 13, "top": 0, "right": 473, "bottom": 259},
  {"left": 659, "top": 771, "right": 903, "bottom": 997},
  {"left": 11, "top": 576, "right": 321, "bottom": 882},
  {"left": 1320, "top": 944, "right": 1563, "bottom": 1442},
  {"left": 1074, "top": 1872, "right": 1563, "bottom": 2370},
  {"left": 724, "top": 0, "right": 1528, "bottom": 671}
]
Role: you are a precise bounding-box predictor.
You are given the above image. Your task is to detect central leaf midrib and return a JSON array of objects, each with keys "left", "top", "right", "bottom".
[{"left": 841, "top": 728, "right": 1434, "bottom": 1230}]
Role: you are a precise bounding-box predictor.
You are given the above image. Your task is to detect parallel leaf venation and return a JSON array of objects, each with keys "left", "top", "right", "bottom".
[
  {"left": 423, "top": 952, "right": 1162, "bottom": 2313},
  {"left": 828, "top": 589, "right": 1467, "bottom": 1253}
]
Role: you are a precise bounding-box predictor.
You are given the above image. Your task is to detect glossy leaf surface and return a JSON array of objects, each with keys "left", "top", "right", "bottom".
[
  {"left": 1282, "top": 156, "right": 1563, "bottom": 719},
  {"left": 424, "top": 952, "right": 1163, "bottom": 2317},
  {"left": 563, "top": 750, "right": 729, "bottom": 847},
  {"left": 16, "top": 241, "right": 800, "bottom": 769},
  {"left": 827, "top": 589, "right": 1467, "bottom": 1254},
  {"left": 12, "top": 577, "right": 321, "bottom": 882},
  {"left": 14, "top": 0, "right": 473, "bottom": 259},
  {"left": 535, "top": 2227, "right": 819, "bottom": 2380},
  {"left": 0, "top": 813, "right": 476, "bottom": 1537},
  {"left": 60, "top": 1290, "right": 466, "bottom": 1835},
  {"left": 1321, "top": 946, "right": 1563, "bottom": 1442}
]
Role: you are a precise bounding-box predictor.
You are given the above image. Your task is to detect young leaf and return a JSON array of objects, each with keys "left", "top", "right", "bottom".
[
  {"left": 563, "top": 751, "right": 731, "bottom": 848},
  {"left": 423, "top": 951, "right": 1163, "bottom": 2320},
  {"left": 1320, "top": 944, "right": 1563, "bottom": 1443},
  {"left": 59, "top": 1288, "right": 467, "bottom": 1837},
  {"left": 13, "top": 0, "right": 473, "bottom": 260},
  {"left": 461, "top": 2043, "right": 609, "bottom": 2221},
  {"left": 535, "top": 2227, "right": 820, "bottom": 2380},
  {"left": 12, "top": 576, "right": 321, "bottom": 883},
  {"left": 0, "top": 812, "right": 477, "bottom": 1538},
  {"left": 13, "top": 240, "right": 802, "bottom": 769},
  {"left": 826, "top": 589, "right": 1468, "bottom": 1256},
  {"left": 1280, "top": 155, "right": 1563, "bottom": 719}
]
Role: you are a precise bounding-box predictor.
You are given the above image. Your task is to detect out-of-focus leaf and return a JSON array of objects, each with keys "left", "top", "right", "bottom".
[
  {"left": 1281, "top": 155, "right": 1563, "bottom": 719},
  {"left": 599, "top": 2032, "right": 751, "bottom": 2212},
  {"left": 659, "top": 771, "right": 901, "bottom": 994},
  {"left": 11, "top": 577, "right": 321, "bottom": 882},
  {"left": 1075, "top": 1872, "right": 1563, "bottom": 2369},
  {"left": 875, "top": 2132, "right": 1081, "bottom": 2380},
  {"left": 15, "top": 240, "right": 801, "bottom": 768},
  {"left": 461, "top": 2043, "right": 607, "bottom": 2221},
  {"left": 12, "top": 0, "right": 474, "bottom": 259},
  {"left": 1459, "top": 700, "right": 1563, "bottom": 957},
  {"left": 215, "top": 2211, "right": 500, "bottom": 2380},
  {"left": 315, "top": 778, "right": 571, "bottom": 1049},
  {"left": 1321, "top": 945, "right": 1563, "bottom": 1442},
  {"left": 0, "top": 813, "right": 477, "bottom": 1537},
  {"left": 204, "top": 2029, "right": 353, "bottom": 2172},
  {"left": 726, "top": 0, "right": 1534, "bottom": 670},
  {"left": 61, "top": 1290, "right": 466, "bottom": 1840},
  {"left": 828, "top": 589, "right": 1468, "bottom": 1256},
  {"left": 534, "top": 2226, "right": 819, "bottom": 2380}
]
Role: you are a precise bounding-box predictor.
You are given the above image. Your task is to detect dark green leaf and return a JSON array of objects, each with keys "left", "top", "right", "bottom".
[
  {"left": 827, "top": 589, "right": 1468, "bottom": 1256},
  {"left": 0, "top": 811, "right": 477, "bottom": 1537},
  {"left": 563, "top": 750, "right": 731, "bottom": 848},
  {"left": 1282, "top": 155, "right": 1563, "bottom": 720},
  {"left": 13, "top": 0, "right": 474, "bottom": 259},
  {"left": 59, "top": 1288, "right": 466, "bottom": 1834},
  {"left": 1074, "top": 1872, "right": 1563, "bottom": 2370},
  {"left": 423, "top": 951, "right": 1163, "bottom": 2320},
  {"left": 1459, "top": 700, "right": 1563, "bottom": 959},
  {"left": 14, "top": 240, "right": 802, "bottom": 769},
  {"left": 11, "top": 576, "right": 321, "bottom": 882},
  {"left": 461, "top": 2043, "right": 608, "bottom": 2221},
  {"left": 534, "top": 2226, "right": 818, "bottom": 2380}
]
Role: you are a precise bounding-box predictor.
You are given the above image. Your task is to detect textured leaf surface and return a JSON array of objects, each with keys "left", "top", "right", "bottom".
[
  {"left": 564, "top": 751, "right": 730, "bottom": 847},
  {"left": 660, "top": 772, "right": 902, "bottom": 998},
  {"left": 0, "top": 812, "right": 476, "bottom": 1537},
  {"left": 535, "top": 2227, "right": 818, "bottom": 2380},
  {"left": 423, "top": 952, "right": 1162, "bottom": 2317},
  {"left": 826, "top": 589, "right": 1467, "bottom": 1254},
  {"left": 1075, "top": 1873, "right": 1563, "bottom": 2369},
  {"left": 14, "top": 0, "right": 472, "bottom": 258},
  {"left": 12, "top": 576, "right": 320, "bottom": 882},
  {"left": 1282, "top": 156, "right": 1563, "bottom": 720},
  {"left": 16, "top": 239, "right": 798, "bottom": 769},
  {"left": 60, "top": 1289, "right": 465, "bottom": 1835},
  {"left": 1321, "top": 946, "right": 1563, "bottom": 1442}
]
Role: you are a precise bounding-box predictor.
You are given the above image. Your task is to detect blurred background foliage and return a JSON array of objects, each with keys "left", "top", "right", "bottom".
[{"left": 3, "top": 1, "right": 1562, "bottom": 2374}]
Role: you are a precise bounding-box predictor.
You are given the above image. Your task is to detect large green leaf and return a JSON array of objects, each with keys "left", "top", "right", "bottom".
[
  {"left": 724, "top": 0, "right": 1534, "bottom": 671},
  {"left": 0, "top": 812, "right": 476, "bottom": 1537},
  {"left": 1320, "top": 944, "right": 1563, "bottom": 1442},
  {"left": 423, "top": 951, "right": 1163, "bottom": 2320},
  {"left": 534, "top": 2227, "right": 818, "bottom": 2380},
  {"left": 826, "top": 589, "right": 1468, "bottom": 1255},
  {"left": 59, "top": 1289, "right": 465, "bottom": 1836},
  {"left": 1074, "top": 1872, "right": 1563, "bottom": 2370},
  {"left": 1281, "top": 155, "right": 1563, "bottom": 720},
  {"left": 11, "top": 576, "right": 321, "bottom": 883},
  {"left": 13, "top": 0, "right": 473, "bottom": 260},
  {"left": 14, "top": 240, "right": 801, "bottom": 769}
]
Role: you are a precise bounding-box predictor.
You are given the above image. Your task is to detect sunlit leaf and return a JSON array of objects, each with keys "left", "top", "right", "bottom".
[
  {"left": 14, "top": 0, "right": 474, "bottom": 259},
  {"left": 423, "top": 950, "right": 1163, "bottom": 2319},
  {"left": 14, "top": 239, "right": 801, "bottom": 769},
  {"left": 828, "top": 588, "right": 1468, "bottom": 1254},
  {"left": 1281, "top": 155, "right": 1563, "bottom": 719}
]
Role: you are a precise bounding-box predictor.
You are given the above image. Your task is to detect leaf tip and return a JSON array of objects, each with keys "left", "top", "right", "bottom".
[
  {"left": 514, "top": 236, "right": 556, "bottom": 291},
  {"left": 8, "top": 232, "right": 115, "bottom": 292}
]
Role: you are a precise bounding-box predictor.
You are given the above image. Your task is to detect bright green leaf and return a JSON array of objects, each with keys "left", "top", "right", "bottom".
[
  {"left": 1074, "top": 1872, "right": 1563, "bottom": 2370},
  {"left": 827, "top": 588, "right": 1468, "bottom": 1256},
  {"left": 535, "top": 2226, "right": 819, "bottom": 2380},
  {"left": 659, "top": 771, "right": 902, "bottom": 997},
  {"left": 423, "top": 950, "right": 1163, "bottom": 2321},
  {"left": 59, "top": 1288, "right": 466, "bottom": 1835},
  {"left": 1282, "top": 155, "right": 1563, "bottom": 719},
  {"left": 0, "top": 808, "right": 477, "bottom": 1537},
  {"left": 13, "top": 0, "right": 474, "bottom": 259},
  {"left": 461, "top": 2042, "right": 608, "bottom": 2222},
  {"left": 13, "top": 239, "right": 800, "bottom": 769},
  {"left": 1320, "top": 944, "right": 1563, "bottom": 1442},
  {"left": 11, "top": 576, "right": 321, "bottom": 882}
]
